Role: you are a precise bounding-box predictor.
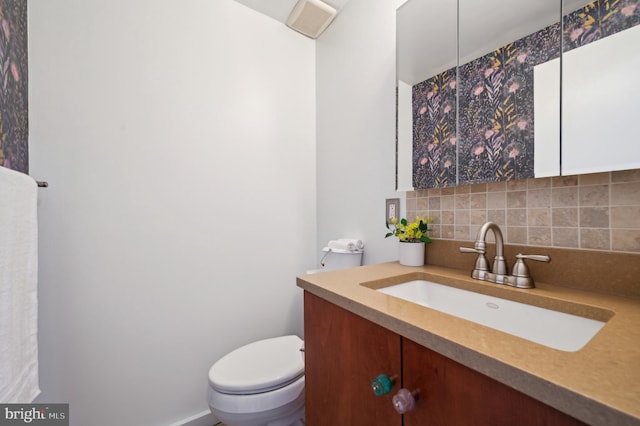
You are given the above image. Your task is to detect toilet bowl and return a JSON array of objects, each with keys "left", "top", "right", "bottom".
[{"left": 208, "top": 335, "right": 305, "bottom": 426}]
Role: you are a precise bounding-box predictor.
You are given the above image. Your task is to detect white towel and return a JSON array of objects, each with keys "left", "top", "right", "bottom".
[
  {"left": 327, "top": 238, "right": 364, "bottom": 252},
  {"left": 0, "top": 166, "right": 40, "bottom": 403}
]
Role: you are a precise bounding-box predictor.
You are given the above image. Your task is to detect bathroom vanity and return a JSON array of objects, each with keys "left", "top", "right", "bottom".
[{"left": 297, "top": 263, "right": 640, "bottom": 425}]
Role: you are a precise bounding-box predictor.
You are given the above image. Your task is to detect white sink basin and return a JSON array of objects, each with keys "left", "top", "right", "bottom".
[{"left": 377, "top": 280, "right": 607, "bottom": 352}]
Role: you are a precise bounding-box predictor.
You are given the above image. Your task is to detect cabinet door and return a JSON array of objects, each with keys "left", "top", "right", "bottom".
[
  {"left": 402, "top": 338, "right": 586, "bottom": 425},
  {"left": 304, "top": 292, "right": 402, "bottom": 425}
]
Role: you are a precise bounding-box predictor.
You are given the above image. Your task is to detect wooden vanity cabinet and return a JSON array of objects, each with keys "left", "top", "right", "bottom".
[
  {"left": 303, "top": 291, "right": 401, "bottom": 424},
  {"left": 304, "top": 291, "right": 587, "bottom": 426}
]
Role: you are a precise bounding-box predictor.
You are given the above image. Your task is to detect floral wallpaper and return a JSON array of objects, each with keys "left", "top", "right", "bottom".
[
  {"left": 412, "top": 69, "right": 457, "bottom": 189},
  {"left": 0, "top": 0, "right": 28, "bottom": 174},
  {"left": 458, "top": 24, "right": 560, "bottom": 185},
  {"left": 412, "top": 0, "right": 639, "bottom": 189}
]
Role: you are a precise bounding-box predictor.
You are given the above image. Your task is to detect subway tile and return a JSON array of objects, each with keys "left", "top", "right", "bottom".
[
  {"left": 580, "top": 228, "right": 610, "bottom": 250},
  {"left": 553, "top": 227, "right": 579, "bottom": 248},
  {"left": 551, "top": 186, "right": 578, "bottom": 207},
  {"left": 552, "top": 207, "right": 578, "bottom": 227},
  {"left": 611, "top": 206, "right": 640, "bottom": 228},
  {"left": 611, "top": 182, "right": 640, "bottom": 206},
  {"left": 579, "top": 207, "right": 609, "bottom": 228},
  {"left": 507, "top": 191, "right": 527, "bottom": 208},
  {"left": 579, "top": 185, "right": 609, "bottom": 207},
  {"left": 611, "top": 229, "right": 640, "bottom": 252}
]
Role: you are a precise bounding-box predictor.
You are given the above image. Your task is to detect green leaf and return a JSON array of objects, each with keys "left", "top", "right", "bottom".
[
  {"left": 385, "top": 233, "right": 393, "bottom": 238},
  {"left": 400, "top": 218, "right": 408, "bottom": 226}
]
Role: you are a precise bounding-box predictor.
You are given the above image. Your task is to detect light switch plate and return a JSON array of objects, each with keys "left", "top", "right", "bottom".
[{"left": 386, "top": 198, "right": 400, "bottom": 223}]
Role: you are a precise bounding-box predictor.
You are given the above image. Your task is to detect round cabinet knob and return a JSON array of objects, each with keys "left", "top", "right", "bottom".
[
  {"left": 392, "top": 388, "right": 419, "bottom": 414},
  {"left": 371, "top": 374, "right": 397, "bottom": 396}
]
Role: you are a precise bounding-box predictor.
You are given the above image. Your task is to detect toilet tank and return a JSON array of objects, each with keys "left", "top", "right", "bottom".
[{"left": 319, "top": 247, "right": 363, "bottom": 271}]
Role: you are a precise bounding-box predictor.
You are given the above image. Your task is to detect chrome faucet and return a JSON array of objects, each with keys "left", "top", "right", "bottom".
[{"left": 460, "top": 222, "right": 550, "bottom": 289}]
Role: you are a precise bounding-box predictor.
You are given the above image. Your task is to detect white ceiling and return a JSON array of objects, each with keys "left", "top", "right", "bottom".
[{"left": 233, "top": 0, "right": 351, "bottom": 31}]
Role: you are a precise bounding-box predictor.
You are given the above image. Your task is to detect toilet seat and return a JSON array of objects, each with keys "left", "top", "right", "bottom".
[{"left": 209, "top": 335, "right": 304, "bottom": 395}]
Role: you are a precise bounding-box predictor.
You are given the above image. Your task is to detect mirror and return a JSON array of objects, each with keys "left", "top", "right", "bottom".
[
  {"left": 396, "top": 0, "right": 457, "bottom": 191},
  {"left": 397, "top": 0, "right": 563, "bottom": 189},
  {"left": 457, "top": 0, "right": 562, "bottom": 184},
  {"left": 561, "top": 0, "right": 640, "bottom": 175}
]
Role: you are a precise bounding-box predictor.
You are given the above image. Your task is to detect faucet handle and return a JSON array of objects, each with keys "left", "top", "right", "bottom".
[
  {"left": 507, "top": 253, "right": 550, "bottom": 289},
  {"left": 459, "top": 246, "right": 484, "bottom": 254},
  {"left": 516, "top": 254, "right": 551, "bottom": 263},
  {"left": 512, "top": 253, "right": 550, "bottom": 277},
  {"left": 459, "top": 246, "right": 490, "bottom": 280}
]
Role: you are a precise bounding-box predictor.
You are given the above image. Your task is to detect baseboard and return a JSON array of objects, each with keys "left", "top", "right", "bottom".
[{"left": 167, "top": 409, "right": 217, "bottom": 426}]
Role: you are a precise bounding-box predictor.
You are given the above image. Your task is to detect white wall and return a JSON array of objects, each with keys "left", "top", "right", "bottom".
[
  {"left": 316, "top": 0, "right": 404, "bottom": 265},
  {"left": 28, "top": 1, "right": 316, "bottom": 425}
]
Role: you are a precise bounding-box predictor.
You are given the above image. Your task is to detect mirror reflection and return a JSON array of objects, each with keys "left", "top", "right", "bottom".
[
  {"left": 397, "top": 0, "right": 457, "bottom": 190},
  {"left": 397, "top": 0, "right": 563, "bottom": 189},
  {"left": 457, "top": 0, "right": 561, "bottom": 185},
  {"left": 561, "top": 0, "right": 640, "bottom": 175}
]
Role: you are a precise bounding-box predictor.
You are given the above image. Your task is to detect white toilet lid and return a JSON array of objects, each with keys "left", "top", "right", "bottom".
[{"left": 209, "top": 335, "right": 304, "bottom": 394}]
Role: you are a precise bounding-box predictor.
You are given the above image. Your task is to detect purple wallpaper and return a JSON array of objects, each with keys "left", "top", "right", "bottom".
[
  {"left": 0, "top": 0, "right": 28, "bottom": 174},
  {"left": 412, "top": 69, "right": 457, "bottom": 189},
  {"left": 412, "top": 0, "right": 639, "bottom": 189}
]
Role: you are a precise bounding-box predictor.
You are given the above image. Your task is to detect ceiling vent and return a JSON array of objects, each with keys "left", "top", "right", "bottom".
[{"left": 286, "top": 0, "right": 337, "bottom": 39}]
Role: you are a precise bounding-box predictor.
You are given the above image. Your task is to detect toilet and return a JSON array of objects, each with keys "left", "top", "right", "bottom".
[
  {"left": 208, "top": 244, "right": 363, "bottom": 425},
  {"left": 208, "top": 335, "right": 305, "bottom": 426},
  {"left": 309, "top": 238, "right": 364, "bottom": 273}
]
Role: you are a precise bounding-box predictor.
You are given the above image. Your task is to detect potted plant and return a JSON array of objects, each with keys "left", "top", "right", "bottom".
[{"left": 385, "top": 216, "right": 433, "bottom": 266}]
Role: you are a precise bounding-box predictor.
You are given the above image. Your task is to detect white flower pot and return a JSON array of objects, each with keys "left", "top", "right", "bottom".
[{"left": 399, "top": 241, "right": 425, "bottom": 266}]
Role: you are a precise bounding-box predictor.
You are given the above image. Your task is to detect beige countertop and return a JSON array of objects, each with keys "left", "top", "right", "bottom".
[{"left": 297, "top": 262, "right": 640, "bottom": 426}]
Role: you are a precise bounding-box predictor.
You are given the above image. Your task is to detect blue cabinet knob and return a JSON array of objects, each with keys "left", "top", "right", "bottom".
[{"left": 371, "top": 374, "right": 397, "bottom": 396}]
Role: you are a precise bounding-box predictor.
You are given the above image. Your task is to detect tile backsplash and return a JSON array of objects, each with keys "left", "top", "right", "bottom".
[{"left": 406, "top": 169, "right": 640, "bottom": 253}]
